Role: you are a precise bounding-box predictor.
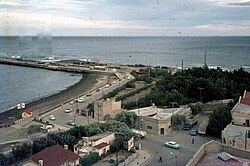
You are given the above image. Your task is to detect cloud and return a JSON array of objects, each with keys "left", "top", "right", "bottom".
[
  {"left": 0, "top": 0, "right": 249, "bottom": 36},
  {"left": 229, "top": 2, "right": 250, "bottom": 6}
]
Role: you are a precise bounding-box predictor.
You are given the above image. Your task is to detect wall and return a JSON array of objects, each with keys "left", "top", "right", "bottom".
[
  {"left": 232, "top": 112, "right": 250, "bottom": 126},
  {"left": 92, "top": 133, "right": 115, "bottom": 147},
  {"left": 140, "top": 116, "right": 159, "bottom": 135},
  {"left": 186, "top": 140, "right": 222, "bottom": 166},
  {"left": 94, "top": 100, "right": 121, "bottom": 120},
  {"left": 222, "top": 125, "right": 250, "bottom": 152}
]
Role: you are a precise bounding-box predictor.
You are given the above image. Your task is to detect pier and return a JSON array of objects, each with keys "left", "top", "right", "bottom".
[{"left": 0, "top": 57, "right": 116, "bottom": 75}]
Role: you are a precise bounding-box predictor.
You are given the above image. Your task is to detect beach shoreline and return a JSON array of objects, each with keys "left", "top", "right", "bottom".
[{"left": 0, "top": 73, "right": 104, "bottom": 121}]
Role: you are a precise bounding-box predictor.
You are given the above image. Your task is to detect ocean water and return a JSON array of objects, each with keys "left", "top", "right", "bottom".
[
  {"left": 0, "top": 36, "right": 250, "bottom": 112},
  {"left": 0, "top": 64, "right": 82, "bottom": 112}
]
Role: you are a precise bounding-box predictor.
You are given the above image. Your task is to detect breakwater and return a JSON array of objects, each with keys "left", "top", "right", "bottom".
[{"left": 0, "top": 58, "right": 115, "bottom": 75}]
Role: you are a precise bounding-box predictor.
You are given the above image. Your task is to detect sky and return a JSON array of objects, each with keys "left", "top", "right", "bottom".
[{"left": 0, "top": 0, "right": 249, "bottom": 36}]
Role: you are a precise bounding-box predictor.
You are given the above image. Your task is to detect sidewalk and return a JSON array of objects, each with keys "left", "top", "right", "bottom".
[
  {"left": 93, "top": 149, "right": 152, "bottom": 166},
  {"left": 124, "top": 149, "right": 152, "bottom": 166}
]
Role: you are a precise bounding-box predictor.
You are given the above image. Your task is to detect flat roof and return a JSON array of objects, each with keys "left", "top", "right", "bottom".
[
  {"left": 128, "top": 106, "right": 188, "bottom": 120},
  {"left": 223, "top": 124, "right": 249, "bottom": 137},
  {"left": 87, "top": 132, "right": 114, "bottom": 142},
  {"left": 233, "top": 103, "right": 250, "bottom": 114},
  {"left": 197, "top": 152, "right": 250, "bottom": 166}
]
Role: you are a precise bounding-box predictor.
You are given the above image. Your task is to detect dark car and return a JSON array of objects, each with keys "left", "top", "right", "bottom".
[{"left": 191, "top": 129, "right": 198, "bottom": 136}]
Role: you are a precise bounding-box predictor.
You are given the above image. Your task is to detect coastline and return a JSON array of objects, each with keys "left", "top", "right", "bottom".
[{"left": 0, "top": 73, "right": 102, "bottom": 121}]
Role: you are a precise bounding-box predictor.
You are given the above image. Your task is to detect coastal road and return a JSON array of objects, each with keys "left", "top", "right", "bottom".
[
  {"left": 42, "top": 73, "right": 133, "bottom": 128},
  {"left": 140, "top": 129, "right": 220, "bottom": 166}
]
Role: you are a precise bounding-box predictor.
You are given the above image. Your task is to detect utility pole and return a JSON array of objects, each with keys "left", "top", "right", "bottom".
[
  {"left": 181, "top": 59, "right": 183, "bottom": 71},
  {"left": 74, "top": 92, "right": 78, "bottom": 124},
  {"left": 197, "top": 87, "right": 204, "bottom": 102},
  {"left": 204, "top": 51, "right": 207, "bottom": 67}
]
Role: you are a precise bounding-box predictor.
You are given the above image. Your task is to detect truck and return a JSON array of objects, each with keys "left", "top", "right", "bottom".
[
  {"left": 131, "top": 129, "right": 147, "bottom": 138},
  {"left": 183, "top": 114, "right": 199, "bottom": 130},
  {"left": 198, "top": 119, "right": 208, "bottom": 135}
]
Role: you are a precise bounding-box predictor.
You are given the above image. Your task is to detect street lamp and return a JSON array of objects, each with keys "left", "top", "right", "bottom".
[
  {"left": 171, "top": 151, "right": 177, "bottom": 166},
  {"left": 197, "top": 87, "right": 204, "bottom": 102}
]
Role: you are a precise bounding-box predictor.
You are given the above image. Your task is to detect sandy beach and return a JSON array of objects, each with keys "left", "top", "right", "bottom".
[{"left": 0, "top": 73, "right": 105, "bottom": 121}]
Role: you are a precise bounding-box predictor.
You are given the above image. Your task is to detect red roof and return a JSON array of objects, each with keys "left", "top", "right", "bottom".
[
  {"left": 24, "top": 109, "right": 32, "bottom": 114},
  {"left": 31, "top": 145, "right": 79, "bottom": 166},
  {"left": 244, "top": 91, "right": 250, "bottom": 99},
  {"left": 93, "top": 142, "right": 109, "bottom": 150},
  {"left": 240, "top": 98, "right": 250, "bottom": 106}
]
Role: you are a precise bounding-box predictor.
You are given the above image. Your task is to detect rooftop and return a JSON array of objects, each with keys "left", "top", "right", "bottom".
[
  {"left": 197, "top": 152, "right": 250, "bottom": 166},
  {"left": 24, "top": 109, "right": 32, "bottom": 114},
  {"left": 233, "top": 103, "right": 250, "bottom": 114},
  {"left": 31, "top": 145, "right": 79, "bottom": 166},
  {"left": 128, "top": 106, "right": 190, "bottom": 120},
  {"left": 87, "top": 132, "right": 114, "bottom": 142},
  {"left": 243, "top": 91, "right": 250, "bottom": 99},
  {"left": 240, "top": 91, "right": 250, "bottom": 106},
  {"left": 93, "top": 142, "right": 109, "bottom": 150},
  {"left": 223, "top": 124, "right": 250, "bottom": 137}
]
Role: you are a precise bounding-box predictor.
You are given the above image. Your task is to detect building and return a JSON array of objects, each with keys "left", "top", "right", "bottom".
[
  {"left": 74, "top": 132, "right": 115, "bottom": 157},
  {"left": 22, "top": 109, "right": 33, "bottom": 118},
  {"left": 23, "top": 145, "right": 79, "bottom": 166},
  {"left": 187, "top": 140, "right": 250, "bottom": 166},
  {"left": 94, "top": 99, "right": 122, "bottom": 121},
  {"left": 222, "top": 90, "right": 250, "bottom": 151},
  {"left": 128, "top": 104, "right": 191, "bottom": 135}
]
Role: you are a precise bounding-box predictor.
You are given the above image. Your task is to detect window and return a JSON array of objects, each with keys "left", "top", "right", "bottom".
[{"left": 147, "top": 126, "right": 152, "bottom": 130}]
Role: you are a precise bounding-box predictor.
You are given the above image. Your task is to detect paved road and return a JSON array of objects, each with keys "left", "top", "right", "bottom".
[
  {"left": 141, "top": 129, "right": 220, "bottom": 166},
  {"left": 41, "top": 74, "right": 132, "bottom": 128}
]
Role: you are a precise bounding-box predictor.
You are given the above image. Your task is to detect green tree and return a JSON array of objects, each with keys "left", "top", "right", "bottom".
[
  {"left": 83, "top": 123, "right": 103, "bottom": 137},
  {"left": 0, "top": 153, "right": 8, "bottom": 166},
  {"left": 115, "top": 111, "right": 137, "bottom": 128},
  {"left": 189, "top": 102, "right": 205, "bottom": 115},
  {"left": 172, "top": 114, "right": 185, "bottom": 130},
  {"left": 207, "top": 105, "right": 232, "bottom": 137}
]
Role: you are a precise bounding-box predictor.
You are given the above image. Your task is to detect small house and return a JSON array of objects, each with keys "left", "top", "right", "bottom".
[{"left": 22, "top": 109, "right": 33, "bottom": 118}]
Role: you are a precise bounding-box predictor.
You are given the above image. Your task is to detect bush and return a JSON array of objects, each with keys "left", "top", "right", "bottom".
[
  {"left": 126, "top": 82, "right": 136, "bottom": 88},
  {"left": 80, "top": 152, "right": 101, "bottom": 166}
]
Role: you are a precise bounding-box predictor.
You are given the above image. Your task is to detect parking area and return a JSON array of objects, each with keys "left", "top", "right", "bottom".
[{"left": 141, "top": 128, "right": 220, "bottom": 166}]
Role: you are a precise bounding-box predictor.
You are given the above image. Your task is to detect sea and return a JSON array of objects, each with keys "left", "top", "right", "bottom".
[{"left": 0, "top": 36, "right": 250, "bottom": 112}]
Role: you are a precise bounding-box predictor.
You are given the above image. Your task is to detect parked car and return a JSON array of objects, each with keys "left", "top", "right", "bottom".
[
  {"left": 69, "top": 100, "right": 75, "bottom": 105},
  {"left": 65, "top": 108, "right": 72, "bottom": 113},
  {"left": 104, "top": 84, "right": 109, "bottom": 88},
  {"left": 164, "top": 141, "right": 180, "bottom": 149},
  {"left": 191, "top": 129, "right": 198, "bottom": 136},
  {"left": 96, "top": 88, "right": 100, "bottom": 92},
  {"left": 66, "top": 120, "right": 76, "bottom": 126},
  {"left": 78, "top": 98, "right": 84, "bottom": 103},
  {"left": 86, "top": 93, "right": 91, "bottom": 96},
  {"left": 50, "top": 115, "right": 56, "bottom": 120},
  {"left": 40, "top": 124, "right": 53, "bottom": 130}
]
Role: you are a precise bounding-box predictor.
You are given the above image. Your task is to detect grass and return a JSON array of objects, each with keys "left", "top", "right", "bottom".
[{"left": 27, "top": 125, "right": 41, "bottom": 135}]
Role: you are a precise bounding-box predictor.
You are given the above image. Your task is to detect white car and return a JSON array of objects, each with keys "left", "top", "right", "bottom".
[
  {"left": 104, "top": 84, "right": 109, "bottom": 88},
  {"left": 50, "top": 115, "right": 56, "bottom": 120},
  {"left": 77, "top": 98, "right": 84, "bottom": 103},
  {"left": 65, "top": 108, "right": 72, "bottom": 113}
]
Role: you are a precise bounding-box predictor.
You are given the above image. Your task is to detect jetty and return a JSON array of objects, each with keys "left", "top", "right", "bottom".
[{"left": 0, "top": 57, "right": 117, "bottom": 75}]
